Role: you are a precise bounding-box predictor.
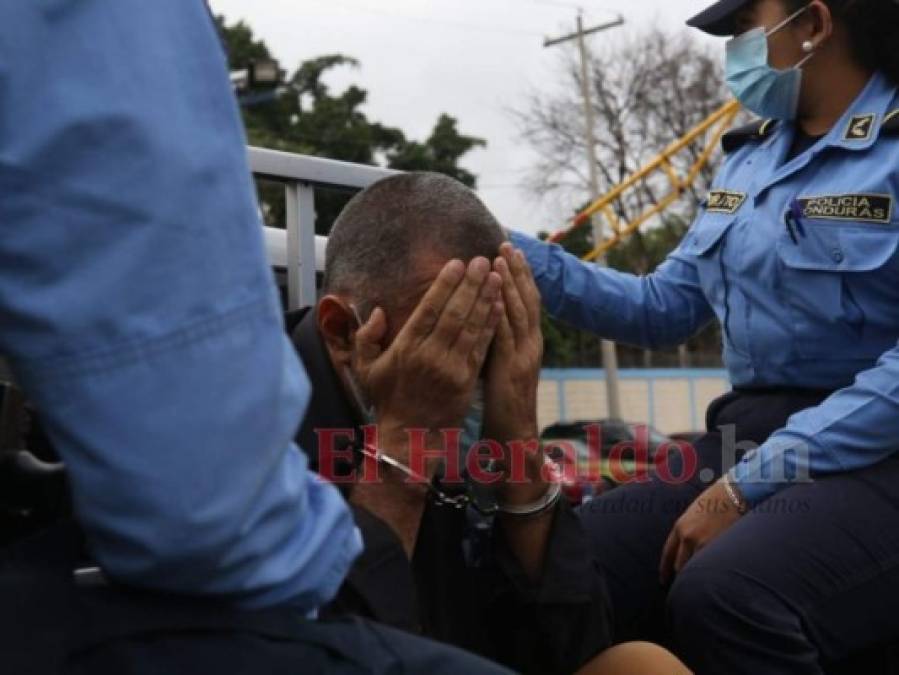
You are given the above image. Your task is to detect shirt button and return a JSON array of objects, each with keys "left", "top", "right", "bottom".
[{"left": 832, "top": 249, "right": 844, "bottom": 263}]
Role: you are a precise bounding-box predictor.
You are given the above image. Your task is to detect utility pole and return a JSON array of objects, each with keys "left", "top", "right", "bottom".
[{"left": 544, "top": 12, "right": 625, "bottom": 420}]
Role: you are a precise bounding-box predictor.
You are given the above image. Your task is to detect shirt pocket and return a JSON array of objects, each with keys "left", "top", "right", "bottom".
[
  {"left": 681, "top": 211, "right": 748, "bottom": 355},
  {"left": 682, "top": 211, "right": 735, "bottom": 258},
  {"left": 776, "top": 221, "right": 899, "bottom": 359}
]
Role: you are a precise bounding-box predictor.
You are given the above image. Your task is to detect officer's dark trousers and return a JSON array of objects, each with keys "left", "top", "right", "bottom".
[
  {"left": 1, "top": 524, "right": 513, "bottom": 675},
  {"left": 578, "top": 388, "right": 899, "bottom": 675}
]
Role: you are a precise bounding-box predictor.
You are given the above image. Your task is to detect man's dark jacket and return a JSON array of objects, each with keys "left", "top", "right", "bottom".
[{"left": 286, "top": 307, "right": 613, "bottom": 675}]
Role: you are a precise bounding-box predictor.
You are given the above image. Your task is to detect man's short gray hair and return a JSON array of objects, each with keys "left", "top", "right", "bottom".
[{"left": 323, "top": 172, "right": 507, "bottom": 309}]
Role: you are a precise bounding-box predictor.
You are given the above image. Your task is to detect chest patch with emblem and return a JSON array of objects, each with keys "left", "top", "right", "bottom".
[
  {"left": 706, "top": 190, "right": 747, "bottom": 214},
  {"left": 795, "top": 194, "right": 893, "bottom": 224}
]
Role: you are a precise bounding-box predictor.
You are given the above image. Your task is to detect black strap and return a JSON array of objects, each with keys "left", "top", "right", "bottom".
[
  {"left": 882, "top": 109, "right": 899, "bottom": 135},
  {"left": 722, "top": 118, "right": 777, "bottom": 153}
]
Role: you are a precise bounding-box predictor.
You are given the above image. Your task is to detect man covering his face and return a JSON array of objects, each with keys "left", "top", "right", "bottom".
[{"left": 287, "top": 172, "right": 612, "bottom": 675}]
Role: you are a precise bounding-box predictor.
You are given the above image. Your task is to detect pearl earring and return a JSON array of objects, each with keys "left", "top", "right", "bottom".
[{"left": 802, "top": 40, "right": 814, "bottom": 53}]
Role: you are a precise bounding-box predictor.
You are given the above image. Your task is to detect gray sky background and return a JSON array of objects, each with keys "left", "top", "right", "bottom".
[{"left": 210, "top": 1, "right": 722, "bottom": 236}]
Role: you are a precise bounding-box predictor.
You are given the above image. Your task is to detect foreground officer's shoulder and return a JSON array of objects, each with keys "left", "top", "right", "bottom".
[{"left": 722, "top": 118, "right": 776, "bottom": 154}]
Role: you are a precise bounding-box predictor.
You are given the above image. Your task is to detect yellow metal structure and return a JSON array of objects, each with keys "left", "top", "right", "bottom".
[{"left": 549, "top": 99, "right": 742, "bottom": 261}]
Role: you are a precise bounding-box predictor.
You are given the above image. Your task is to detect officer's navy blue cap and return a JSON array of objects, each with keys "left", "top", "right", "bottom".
[{"left": 686, "top": 0, "right": 753, "bottom": 36}]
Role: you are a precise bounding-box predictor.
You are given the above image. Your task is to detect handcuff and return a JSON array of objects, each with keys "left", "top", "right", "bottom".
[{"left": 356, "top": 444, "right": 562, "bottom": 518}]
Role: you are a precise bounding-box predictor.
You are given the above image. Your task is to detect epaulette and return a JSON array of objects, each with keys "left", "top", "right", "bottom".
[
  {"left": 882, "top": 109, "right": 899, "bottom": 135},
  {"left": 721, "top": 118, "right": 776, "bottom": 153}
]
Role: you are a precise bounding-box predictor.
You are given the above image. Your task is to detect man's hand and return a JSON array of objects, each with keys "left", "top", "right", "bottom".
[
  {"left": 348, "top": 257, "right": 502, "bottom": 557},
  {"left": 483, "top": 243, "right": 544, "bottom": 505},
  {"left": 659, "top": 479, "right": 743, "bottom": 584},
  {"left": 483, "top": 244, "right": 553, "bottom": 582},
  {"left": 353, "top": 257, "right": 503, "bottom": 467}
]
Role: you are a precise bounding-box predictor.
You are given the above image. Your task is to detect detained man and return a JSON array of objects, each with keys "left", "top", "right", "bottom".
[
  {"left": 285, "top": 172, "right": 611, "bottom": 675},
  {"left": 286, "top": 173, "right": 691, "bottom": 675}
]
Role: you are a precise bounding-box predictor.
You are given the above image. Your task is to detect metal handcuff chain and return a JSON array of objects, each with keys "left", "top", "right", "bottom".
[{"left": 356, "top": 445, "right": 562, "bottom": 517}]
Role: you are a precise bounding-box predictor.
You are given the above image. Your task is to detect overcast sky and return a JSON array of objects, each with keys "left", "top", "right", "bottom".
[{"left": 210, "top": 1, "right": 721, "bottom": 236}]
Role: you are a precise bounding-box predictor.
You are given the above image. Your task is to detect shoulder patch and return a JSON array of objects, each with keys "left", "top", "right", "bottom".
[
  {"left": 882, "top": 109, "right": 899, "bottom": 135},
  {"left": 844, "top": 113, "right": 875, "bottom": 141},
  {"left": 722, "top": 119, "right": 776, "bottom": 154}
]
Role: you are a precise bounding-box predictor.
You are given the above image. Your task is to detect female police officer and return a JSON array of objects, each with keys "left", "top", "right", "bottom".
[{"left": 511, "top": 0, "right": 899, "bottom": 672}]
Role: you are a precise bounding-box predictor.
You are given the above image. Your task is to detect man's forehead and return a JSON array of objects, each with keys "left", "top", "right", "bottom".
[{"left": 397, "top": 252, "right": 456, "bottom": 311}]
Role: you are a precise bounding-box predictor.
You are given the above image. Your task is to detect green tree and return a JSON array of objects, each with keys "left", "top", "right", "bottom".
[
  {"left": 216, "top": 18, "right": 271, "bottom": 69},
  {"left": 216, "top": 17, "right": 485, "bottom": 234},
  {"left": 387, "top": 114, "right": 486, "bottom": 187}
]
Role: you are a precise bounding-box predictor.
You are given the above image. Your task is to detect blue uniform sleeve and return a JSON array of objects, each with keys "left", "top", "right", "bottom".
[
  {"left": 0, "top": 0, "right": 360, "bottom": 609},
  {"left": 731, "top": 342, "right": 899, "bottom": 506},
  {"left": 510, "top": 231, "right": 715, "bottom": 349}
]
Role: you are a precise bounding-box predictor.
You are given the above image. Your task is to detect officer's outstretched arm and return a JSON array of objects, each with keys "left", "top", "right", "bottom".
[
  {"left": 510, "top": 231, "right": 715, "bottom": 349},
  {"left": 730, "top": 342, "right": 899, "bottom": 506}
]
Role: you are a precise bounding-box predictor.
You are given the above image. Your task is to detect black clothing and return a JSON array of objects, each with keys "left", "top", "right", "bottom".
[
  {"left": 668, "top": 451, "right": 899, "bottom": 674},
  {"left": 288, "top": 307, "right": 613, "bottom": 675},
  {"left": 578, "top": 387, "right": 834, "bottom": 643},
  {"left": 722, "top": 118, "right": 777, "bottom": 154},
  {"left": 687, "top": 0, "right": 753, "bottom": 36},
  {"left": 0, "top": 523, "right": 513, "bottom": 675},
  {"left": 579, "top": 388, "right": 899, "bottom": 674}
]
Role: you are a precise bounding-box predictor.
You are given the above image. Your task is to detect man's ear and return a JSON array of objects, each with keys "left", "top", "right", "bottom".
[{"left": 317, "top": 295, "right": 356, "bottom": 362}]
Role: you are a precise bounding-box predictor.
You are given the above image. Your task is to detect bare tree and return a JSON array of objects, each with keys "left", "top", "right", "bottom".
[
  {"left": 518, "top": 27, "right": 734, "bottom": 369},
  {"left": 517, "top": 26, "right": 734, "bottom": 259}
]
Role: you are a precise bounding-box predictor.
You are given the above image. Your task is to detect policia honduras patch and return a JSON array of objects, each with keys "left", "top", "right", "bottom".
[
  {"left": 705, "top": 189, "right": 747, "bottom": 214},
  {"left": 795, "top": 194, "right": 893, "bottom": 224}
]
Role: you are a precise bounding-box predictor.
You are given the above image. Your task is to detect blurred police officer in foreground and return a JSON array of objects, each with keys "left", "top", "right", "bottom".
[
  {"left": 512, "top": 0, "right": 899, "bottom": 672},
  {"left": 0, "top": 2, "right": 515, "bottom": 672}
]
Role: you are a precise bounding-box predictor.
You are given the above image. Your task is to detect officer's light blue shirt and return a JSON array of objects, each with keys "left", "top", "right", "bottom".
[
  {"left": 0, "top": 1, "right": 360, "bottom": 608},
  {"left": 514, "top": 72, "right": 899, "bottom": 506}
]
